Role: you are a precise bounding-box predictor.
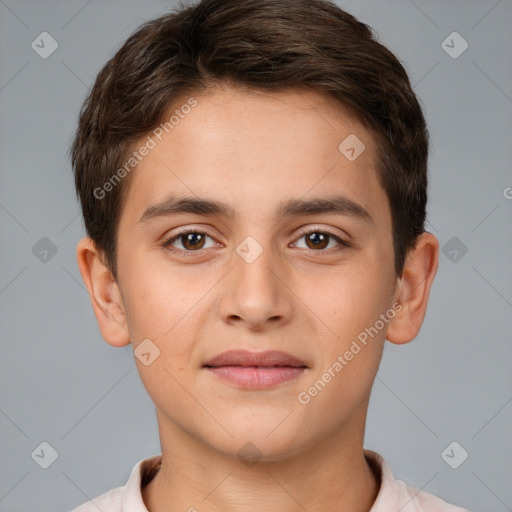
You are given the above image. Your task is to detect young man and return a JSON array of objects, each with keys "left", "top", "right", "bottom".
[{"left": 70, "top": 0, "right": 470, "bottom": 510}]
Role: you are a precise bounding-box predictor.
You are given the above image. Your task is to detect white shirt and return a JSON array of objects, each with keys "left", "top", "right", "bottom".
[{"left": 70, "top": 449, "right": 470, "bottom": 511}]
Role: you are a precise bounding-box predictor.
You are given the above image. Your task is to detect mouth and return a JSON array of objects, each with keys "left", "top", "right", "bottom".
[{"left": 203, "top": 350, "right": 308, "bottom": 390}]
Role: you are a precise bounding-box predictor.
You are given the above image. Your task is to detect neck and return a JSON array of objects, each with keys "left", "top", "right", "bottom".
[{"left": 142, "top": 412, "right": 380, "bottom": 512}]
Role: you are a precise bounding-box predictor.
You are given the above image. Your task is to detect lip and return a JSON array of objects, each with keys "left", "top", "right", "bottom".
[
  {"left": 204, "top": 349, "right": 307, "bottom": 368},
  {"left": 203, "top": 350, "right": 308, "bottom": 390}
]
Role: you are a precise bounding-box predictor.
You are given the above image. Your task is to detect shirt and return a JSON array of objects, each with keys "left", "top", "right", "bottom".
[{"left": 70, "top": 449, "right": 470, "bottom": 511}]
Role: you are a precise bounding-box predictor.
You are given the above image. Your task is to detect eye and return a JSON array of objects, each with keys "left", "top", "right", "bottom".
[
  {"left": 162, "top": 226, "right": 351, "bottom": 258},
  {"left": 162, "top": 230, "right": 218, "bottom": 255},
  {"left": 292, "top": 227, "right": 350, "bottom": 252}
]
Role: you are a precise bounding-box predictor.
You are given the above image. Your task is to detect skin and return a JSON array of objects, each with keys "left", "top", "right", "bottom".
[{"left": 76, "top": 85, "right": 439, "bottom": 512}]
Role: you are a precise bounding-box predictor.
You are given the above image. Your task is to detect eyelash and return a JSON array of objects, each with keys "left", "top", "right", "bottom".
[{"left": 161, "top": 227, "right": 351, "bottom": 258}]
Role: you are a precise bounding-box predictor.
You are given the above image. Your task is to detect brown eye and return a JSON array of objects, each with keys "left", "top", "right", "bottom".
[
  {"left": 293, "top": 229, "right": 349, "bottom": 252},
  {"left": 179, "top": 232, "right": 206, "bottom": 250},
  {"left": 163, "top": 230, "right": 216, "bottom": 253},
  {"left": 304, "top": 232, "right": 330, "bottom": 250}
]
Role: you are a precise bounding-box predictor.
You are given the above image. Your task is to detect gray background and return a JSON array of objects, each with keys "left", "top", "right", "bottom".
[{"left": 0, "top": 0, "right": 511, "bottom": 511}]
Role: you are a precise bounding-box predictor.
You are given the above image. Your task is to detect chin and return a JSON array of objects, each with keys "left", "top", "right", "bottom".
[{"left": 205, "top": 422, "right": 311, "bottom": 463}]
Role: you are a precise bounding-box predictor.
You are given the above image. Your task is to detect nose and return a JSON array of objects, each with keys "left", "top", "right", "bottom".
[{"left": 216, "top": 239, "right": 294, "bottom": 332}]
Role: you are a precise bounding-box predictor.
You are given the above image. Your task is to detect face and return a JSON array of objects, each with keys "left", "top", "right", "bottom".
[{"left": 98, "top": 87, "right": 402, "bottom": 459}]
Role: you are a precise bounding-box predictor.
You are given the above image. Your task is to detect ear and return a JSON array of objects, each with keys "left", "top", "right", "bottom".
[
  {"left": 386, "top": 232, "right": 439, "bottom": 345},
  {"left": 76, "top": 237, "right": 131, "bottom": 347}
]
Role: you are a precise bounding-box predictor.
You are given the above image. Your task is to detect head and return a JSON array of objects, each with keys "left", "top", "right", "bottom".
[{"left": 72, "top": 0, "right": 438, "bottom": 460}]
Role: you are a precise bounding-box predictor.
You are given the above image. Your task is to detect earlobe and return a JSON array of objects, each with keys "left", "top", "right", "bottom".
[
  {"left": 386, "top": 232, "right": 439, "bottom": 345},
  {"left": 76, "top": 237, "right": 131, "bottom": 347}
]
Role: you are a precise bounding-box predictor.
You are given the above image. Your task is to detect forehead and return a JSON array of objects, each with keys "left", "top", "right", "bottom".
[{"left": 119, "top": 86, "right": 388, "bottom": 228}]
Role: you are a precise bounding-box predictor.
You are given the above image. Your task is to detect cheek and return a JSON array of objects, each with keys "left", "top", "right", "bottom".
[
  {"left": 312, "top": 266, "right": 391, "bottom": 340},
  {"left": 298, "top": 273, "right": 389, "bottom": 414},
  {"left": 120, "top": 256, "right": 206, "bottom": 342},
  {"left": 122, "top": 269, "right": 202, "bottom": 406}
]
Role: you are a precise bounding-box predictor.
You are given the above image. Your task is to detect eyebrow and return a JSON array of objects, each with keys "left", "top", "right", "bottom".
[{"left": 138, "top": 194, "right": 373, "bottom": 226}]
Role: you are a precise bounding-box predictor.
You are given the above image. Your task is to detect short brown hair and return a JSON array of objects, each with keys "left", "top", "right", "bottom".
[{"left": 71, "top": 0, "right": 429, "bottom": 281}]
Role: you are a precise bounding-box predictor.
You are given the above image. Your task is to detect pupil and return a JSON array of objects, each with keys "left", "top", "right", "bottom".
[
  {"left": 308, "top": 232, "right": 328, "bottom": 249},
  {"left": 185, "top": 233, "right": 203, "bottom": 248}
]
